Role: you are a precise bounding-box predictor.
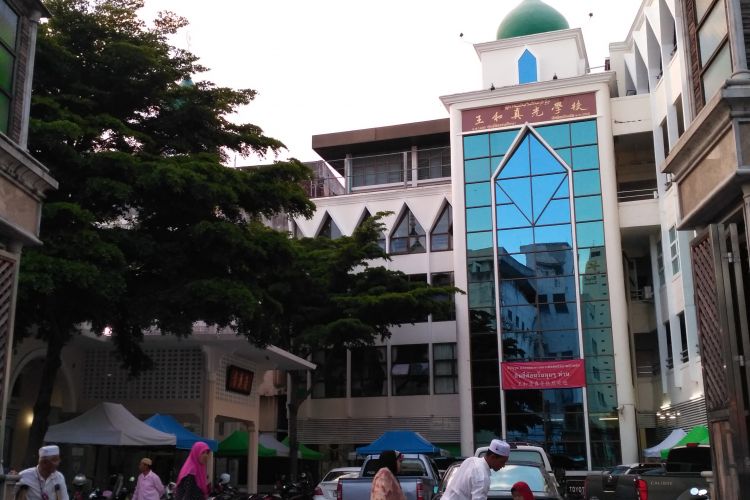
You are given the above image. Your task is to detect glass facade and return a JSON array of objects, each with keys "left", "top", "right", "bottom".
[
  {"left": 0, "top": 0, "right": 17, "bottom": 134},
  {"left": 463, "top": 119, "right": 620, "bottom": 469}
]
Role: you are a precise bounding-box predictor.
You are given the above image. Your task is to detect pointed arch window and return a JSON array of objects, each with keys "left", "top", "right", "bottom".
[
  {"left": 431, "top": 204, "right": 453, "bottom": 252},
  {"left": 390, "top": 209, "right": 426, "bottom": 255},
  {"left": 358, "top": 208, "right": 386, "bottom": 250},
  {"left": 518, "top": 49, "right": 538, "bottom": 84},
  {"left": 318, "top": 213, "right": 342, "bottom": 239}
]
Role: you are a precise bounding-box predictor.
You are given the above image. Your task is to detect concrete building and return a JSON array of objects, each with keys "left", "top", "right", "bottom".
[
  {"left": 0, "top": 0, "right": 57, "bottom": 469},
  {"left": 290, "top": 0, "right": 710, "bottom": 473}
]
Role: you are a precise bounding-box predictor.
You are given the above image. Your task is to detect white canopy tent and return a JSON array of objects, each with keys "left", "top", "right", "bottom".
[
  {"left": 258, "top": 433, "right": 290, "bottom": 457},
  {"left": 643, "top": 428, "right": 687, "bottom": 458},
  {"left": 44, "top": 402, "right": 176, "bottom": 446}
]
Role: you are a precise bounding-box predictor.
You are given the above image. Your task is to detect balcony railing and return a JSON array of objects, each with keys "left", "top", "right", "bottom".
[
  {"left": 302, "top": 146, "right": 451, "bottom": 199},
  {"left": 636, "top": 363, "right": 660, "bottom": 376},
  {"left": 680, "top": 348, "right": 689, "bottom": 363},
  {"left": 617, "top": 186, "right": 658, "bottom": 202}
]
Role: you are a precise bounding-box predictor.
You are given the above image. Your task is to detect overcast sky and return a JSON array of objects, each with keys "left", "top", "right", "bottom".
[{"left": 138, "top": 0, "right": 643, "bottom": 165}]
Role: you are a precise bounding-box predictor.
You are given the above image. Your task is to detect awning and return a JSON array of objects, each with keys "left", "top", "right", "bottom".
[
  {"left": 218, "top": 430, "right": 276, "bottom": 457},
  {"left": 144, "top": 414, "right": 218, "bottom": 452},
  {"left": 643, "top": 428, "right": 686, "bottom": 458},
  {"left": 660, "top": 425, "right": 709, "bottom": 459},
  {"left": 356, "top": 430, "right": 441, "bottom": 455},
  {"left": 44, "top": 402, "right": 176, "bottom": 446},
  {"left": 281, "top": 436, "right": 323, "bottom": 460},
  {"left": 259, "top": 433, "right": 291, "bottom": 456}
]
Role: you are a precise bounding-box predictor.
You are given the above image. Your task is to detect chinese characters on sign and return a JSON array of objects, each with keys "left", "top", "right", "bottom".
[
  {"left": 461, "top": 92, "right": 597, "bottom": 132},
  {"left": 501, "top": 359, "right": 586, "bottom": 390},
  {"left": 226, "top": 365, "right": 254, "bottom": 395}
]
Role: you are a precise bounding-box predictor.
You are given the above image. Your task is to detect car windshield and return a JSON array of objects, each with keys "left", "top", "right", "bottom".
[
  {"left": 322, "top": 471, "right": 358, "bottom": 482},
  {"left": 609, "top": 466, "right": 629, "bottom": 476},
  {"left": 477, "top": 449, "right": 544, "bottom": 468},
  {"left": 489, "top": 465, "right": 549, "bottom": 493},
  {"left": 508, "top": 450, "right": 543, "bottom": 466},
  {"left": 362, "top": 458, "right": 427, "bottom": 478}
]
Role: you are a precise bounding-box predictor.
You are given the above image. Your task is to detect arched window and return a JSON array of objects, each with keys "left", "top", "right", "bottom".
[
  {"left": 431, "top": 203, "right": 453, "bottom": 252},
  {"left": 390, "top": 208, "right": 426, "bottom": 254},
  {"left": 518, "top": 49, "right": 538, "bottom": 84},
  {"left": 357, "top": 208, "right": 386, "bottom": 250},
  {"left": 317, "top": 213, "right": 342, "bottom": 239}
]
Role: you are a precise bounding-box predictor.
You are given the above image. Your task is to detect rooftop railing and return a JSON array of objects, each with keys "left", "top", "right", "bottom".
[{"left": 302, "top": 146, "right": 451, "bottom": 199}]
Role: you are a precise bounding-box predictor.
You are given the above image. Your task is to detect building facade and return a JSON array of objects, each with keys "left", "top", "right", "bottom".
[
  {"left": 291, "top": 0, "right": 712, "bottom": 473},
  {"left": 0, "top": 0, "right": 57, "bottom": 469}
]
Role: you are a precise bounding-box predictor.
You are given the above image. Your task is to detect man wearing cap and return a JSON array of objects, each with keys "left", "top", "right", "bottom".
[
  {"left": 15, "top": 445, "right": 69, "bottom": 500},
  {"left": 131, "top": 458, "right": 164, "bottom": 500},
  {"left": 441, "top": 439, "right": 509, "bottom": 500}
]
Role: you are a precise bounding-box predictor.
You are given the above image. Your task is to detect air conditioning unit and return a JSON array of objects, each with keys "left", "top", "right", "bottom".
[{"left": 642, "top": 286, "right": 654, "bottom": 299}]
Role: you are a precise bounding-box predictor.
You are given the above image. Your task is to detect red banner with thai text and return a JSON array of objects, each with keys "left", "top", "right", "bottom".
[
  {"left": 501, "top": 359, "right": 586, "bottom": 390},
  {"left": 461, "top": 92, "right": 597, "bottom": 132}
]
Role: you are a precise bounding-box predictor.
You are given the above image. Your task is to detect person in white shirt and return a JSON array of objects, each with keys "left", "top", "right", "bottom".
[
  {"left": 441, "top": 439, "right": 510, "bottom": 500},
  {"left": 131, "top": 458, "right": 165, "bottom": 500},
  {"left": 15, "top": 445, "right": 69, "bottom": 500}
]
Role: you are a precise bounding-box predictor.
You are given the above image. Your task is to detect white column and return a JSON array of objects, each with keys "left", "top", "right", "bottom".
[
  {"left": 247, "top": 424, "right": 258, "bottom": 493},
  {"left": 597, "top": 89, "right": 638, "bottom": 463}
]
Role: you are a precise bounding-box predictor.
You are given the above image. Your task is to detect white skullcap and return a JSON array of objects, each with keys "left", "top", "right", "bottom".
[
  {"left": 39, "top": 445, "right": 60, "bottom": 457},
  {"left": 488, "top": 439, "right": 510, "bottom": 457}
]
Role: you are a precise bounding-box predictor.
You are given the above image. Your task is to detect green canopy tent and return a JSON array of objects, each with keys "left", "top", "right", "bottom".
[
  {"left": 660, "top": 425, "right": 709, "bottom": 459},
  {"left": 218, "top": 430, "right": 276, "bottom": 457},
  {"left": 281, "top": 436, "right": 323, "bottom": 460}
]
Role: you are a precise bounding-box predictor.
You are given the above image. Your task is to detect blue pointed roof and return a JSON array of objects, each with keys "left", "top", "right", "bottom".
[
  {"left": 356, "top": 430, "right": 441, "bottom": 455},
  {"left": 144, "top": 414, "right": 218, "bottom": 451}
]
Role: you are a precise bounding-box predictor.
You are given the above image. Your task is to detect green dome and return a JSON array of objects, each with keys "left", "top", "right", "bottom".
[{"left": 497, "top": 0, "right": 570, "bottom": 40}]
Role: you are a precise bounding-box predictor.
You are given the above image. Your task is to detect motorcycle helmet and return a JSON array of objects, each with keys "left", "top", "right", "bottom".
[
  {"left": 219, "top": 473, "right": 230, "bottom": 485},
  {"left": 73, "top": 474, "right": 87, "bottom": 486}
]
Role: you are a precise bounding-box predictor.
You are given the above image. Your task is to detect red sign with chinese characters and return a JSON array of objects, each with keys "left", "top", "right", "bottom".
[
  {"left": 462, "top": 92, "right": 597, "bottom": 132},
  {"left": 501, "top": 359, "right": 586, "bottom": 390}
]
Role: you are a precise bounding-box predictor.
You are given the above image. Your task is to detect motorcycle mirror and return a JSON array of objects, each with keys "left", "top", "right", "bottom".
[
  {"left": 690, "top": 488, "right": 698, "bottom": 495},
  {"left": 129, "top": 477, "right": 135, "bottom": 482}
]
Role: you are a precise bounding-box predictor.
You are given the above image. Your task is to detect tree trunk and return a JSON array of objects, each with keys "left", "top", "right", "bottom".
[
  {"left": 287, "top": 370, "right": 307, "bottom": 482},
  {"left": 23, "top": 332, "right": 64, "bottom": 467}
]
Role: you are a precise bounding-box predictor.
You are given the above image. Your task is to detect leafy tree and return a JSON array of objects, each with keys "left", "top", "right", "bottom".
[
  {"left": 15, "top": 0, "right": 314, "bottom": 465},
  {"left": 256, "top": 214, "right": 460, "bottom": 478}
]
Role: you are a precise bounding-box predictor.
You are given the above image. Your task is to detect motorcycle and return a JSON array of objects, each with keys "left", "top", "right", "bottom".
[
  {"left": 210, "top": 473, "right": 240, "bottom": 500},
  {"left": 72, "top": 474, "right": 90, "bottom": 500},
  {"left": 163, "top": 482, "right": 177, "bottom": 500},
  {"left": 275, "top": 473, "right": 313, "bottom": 500}
]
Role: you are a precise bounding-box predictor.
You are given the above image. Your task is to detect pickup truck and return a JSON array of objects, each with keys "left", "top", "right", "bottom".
[
  {"left": 337, "top": 454, "right": 440, "bottom": 500},
  {"left": 584, "top": 445, "right": 711, "bottom": 500}
]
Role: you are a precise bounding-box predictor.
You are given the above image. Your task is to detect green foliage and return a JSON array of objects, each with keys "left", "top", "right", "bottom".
[
  {"left": 259, "top": 214, "right": 461, "bottom": 358},
  {"left": 16, "top": 0, "right": 315, "bottom": 373}
]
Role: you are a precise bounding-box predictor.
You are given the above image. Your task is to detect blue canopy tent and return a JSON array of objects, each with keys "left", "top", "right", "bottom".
[
  {"left": 356, "top": 431, "right": 441, "bottom": 455},
  {"left": 144, "top": 414, "right": 218, "bottom": 451}
]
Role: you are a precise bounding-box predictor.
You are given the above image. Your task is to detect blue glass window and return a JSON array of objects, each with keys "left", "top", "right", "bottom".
[
  {"left": 531, "top": 140, "right": 566, "bottom": 175},
  {"left": 536, "top": 124, "right": 570, "bottom": 148},
  {"left": 574, "top": 195, "right": 603, "bottom": 222},
  {"left": 555, "top": 148, "right": 572, "bottom": 166},
  {"left": 518, "top": 49, "right": 538, "bottom": 84},
  {"left": 491, "top": 130, "right": 519, "bottom": 156},
  {"left": 465, "top": 158, "right": 491, "bottom": 183},
  {"left": 573, "top": 170, "right": 601, "bottom": 196},
  {"left": 468, "top": 283, "right": 495, "bottom": 308},
  {"left": 571, "top": 120, "right": 597, "bottom": 145},
  {"left": 499, "top": 137, "right": 530, "bottom": 178},
  {"left": 467, "top": 207, "right": 493, "bottom": 232},
  {"left": 572, "top": 145, "right": 600, "bottom": 170},
  {"left": 467, "top": 231, "right": 494, "bottom": 255},
  {"left": 497, "top": 203, "right": 531, "bottom": 229},
  {"left": 576, "top": 221, "right": 605, "bottom": 247},
  {"left": 584, "top": 328, "right": 615, "bottom": 356},
  {"left": 498, "top": 177, "right": 533, "bottom": 220},
  {"left": 497, "top": 228, "right": 533, "bottom": 254},
  {"left": 464, "top": 134, "right": 489, "bottom": 159},
  {"left": 579, "top": 274, "right": 609, "bottom": 301},
  {"left": 466, "top": 182, "right": 492, "bottom": 207},
  {"left": 578, "top": 247, "right": 606, "bottom": 273},
  {"left": 581, "top": 300, "right": 612, "bottom": 328}
]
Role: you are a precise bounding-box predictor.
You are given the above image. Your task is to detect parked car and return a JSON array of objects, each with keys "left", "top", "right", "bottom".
[
  {"left": 488, "top": 462, "right": 563, "bottom": 499},
  {"left": 313, "top": 468, "right": 360, "bottom": 500},
  {"left": 337, "top": 453, "right": 440, "bottom": 500},
  {"left": 584, "top": 444, "right": 711, "bottom": 500},
  {"left": 582, "top": 463, "right": 663, "bottom": 500},
  {"left": 474, "top": 443, "right": 553, "bottom": 474},
  {"left": 435, "top": 460, "right": 562, "bottom": 500}
]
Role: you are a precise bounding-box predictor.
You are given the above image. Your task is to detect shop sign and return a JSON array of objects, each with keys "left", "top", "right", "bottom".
[
  {"left": 462, "top": 92, "right": 597, "bottom": 132},
  {"left": 501, "top": 359, "right": 586, "bottom": 390}
]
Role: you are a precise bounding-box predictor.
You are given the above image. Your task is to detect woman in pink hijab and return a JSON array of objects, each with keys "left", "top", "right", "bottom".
[{"left": 175, "top": 442, "right": 212, "bottom": 500}]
